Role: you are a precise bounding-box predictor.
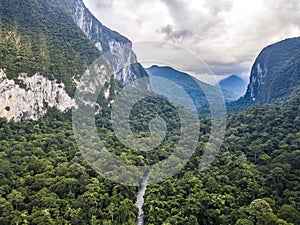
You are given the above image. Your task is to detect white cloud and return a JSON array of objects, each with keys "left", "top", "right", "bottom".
[
  {"left": 83, "top": 0, "right": 171, "bottom": 41},
  {"left": 83, "top": 0, "right": 300, "bottom": 82}
]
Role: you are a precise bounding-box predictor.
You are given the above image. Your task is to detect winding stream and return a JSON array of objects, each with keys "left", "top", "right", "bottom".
[{"left": 135, "top": 170, "right": 151, "bottom": 225}]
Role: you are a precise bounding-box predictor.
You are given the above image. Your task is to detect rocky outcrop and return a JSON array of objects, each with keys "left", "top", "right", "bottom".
[{"left": 0, "top": 70, "right": 74, "bottom": 121}]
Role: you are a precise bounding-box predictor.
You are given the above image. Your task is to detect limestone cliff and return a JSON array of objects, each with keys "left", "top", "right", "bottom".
[
  {"left": 0, "top": 70, "right": 74, "bottom": 121},
  {"left": 66, "top": 0, "right": 148, "bottom": 84}
]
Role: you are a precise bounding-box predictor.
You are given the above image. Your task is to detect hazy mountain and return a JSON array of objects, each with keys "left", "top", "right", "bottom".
[
  {"left": 218, "top": 75, "right": 247, "bottom": 97},
  {"left": 146, "top": 65, "right": 239, "bottom": 114}
]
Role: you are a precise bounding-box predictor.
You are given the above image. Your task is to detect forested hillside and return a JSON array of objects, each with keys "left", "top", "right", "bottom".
[
  {"left": 0, "top": 109, "right": 139, "bottom": 225},
  {"left": 143, "top": 94, "right": 300, "bottom": 224},
  {"left": 0, "top": 93, "right": 299, "bottom": 224}
]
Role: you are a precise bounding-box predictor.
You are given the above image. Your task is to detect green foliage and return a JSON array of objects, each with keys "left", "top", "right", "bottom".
[
  {"left": 1, "top": 92, "right": 299, "bottom": 224},
  {"left": 248, "top": 199, "right": 276, "bottom": 224},
  {"left": 142, "top": 95, "right": 300, "bottom": 224},
  {"left": 278, "top": 205, "right": 300, "bottom": 224},
  {"left": 235, "top": 218, "right": 254, "bottom": 225},
  {"left": 0, "top": 91, "right": 299, "bottom": 224},
  {"left": 0, "top": 113, "right": 138, "bottom": 224}
]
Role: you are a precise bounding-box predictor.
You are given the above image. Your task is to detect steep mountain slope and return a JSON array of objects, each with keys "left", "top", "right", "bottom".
[
  {"left": 0, "top": 0, "right": 147, "bottom": 121},
  {"left": 64, "top": 0, "right": 148, "bottom": 84},
  {"left": 0, "top": 0, "right": 100, "bottom": 94},
  {"left": 242, "top": 37, "right": 300, "bottom": 104},
  {"left": 146, "top": 65, "right": 238, "bottom": 114},
  {"left": 218, "top": 75, "right": 247, "bottom": 97}
]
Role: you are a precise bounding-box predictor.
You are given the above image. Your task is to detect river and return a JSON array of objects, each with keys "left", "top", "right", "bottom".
[{"left": 135, "top": 170, "right": 151, "bottom": 225}]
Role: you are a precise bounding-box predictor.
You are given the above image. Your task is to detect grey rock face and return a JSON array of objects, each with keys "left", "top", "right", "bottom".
[
  {"left": 0, "top": 70, "right": 74, "bottom": 121},
  {"left": 68, "top": 0, "right": 148, "bottom": 84}
]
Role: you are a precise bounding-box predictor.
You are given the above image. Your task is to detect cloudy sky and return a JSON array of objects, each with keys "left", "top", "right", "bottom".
[{"left": 83, "top": 0, "right": 300, "bottom": 84}]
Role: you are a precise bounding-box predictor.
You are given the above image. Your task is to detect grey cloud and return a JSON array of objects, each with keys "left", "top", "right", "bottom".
[
  {"left": 160, "top": 0, "right": 188, "bottom": 18},
  {"left": 160, "top": 25, "right": 193, "bottom": 41},
  {"left": 160, "top": 0, "right": 229, "bottom": 40},
  {"left": 203, "top": 0, "right": 233, "bottom": 15},
  {"left": 84, "top": 0, "right": 300, "bottom": 79},
  {"left": 159, "top": 0, "right": 300, "bottom": 77}
]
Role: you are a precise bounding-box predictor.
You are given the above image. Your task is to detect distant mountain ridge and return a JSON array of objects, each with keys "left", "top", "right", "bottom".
[
  {"left": 146, "top": 65, "right": 238, "bottom": 114},
  {"left": 241, "top": 37, "right": 300, "bottom": 104},
  {"left": 218, "top": 75, "right": 247, "bottom": 97}
]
